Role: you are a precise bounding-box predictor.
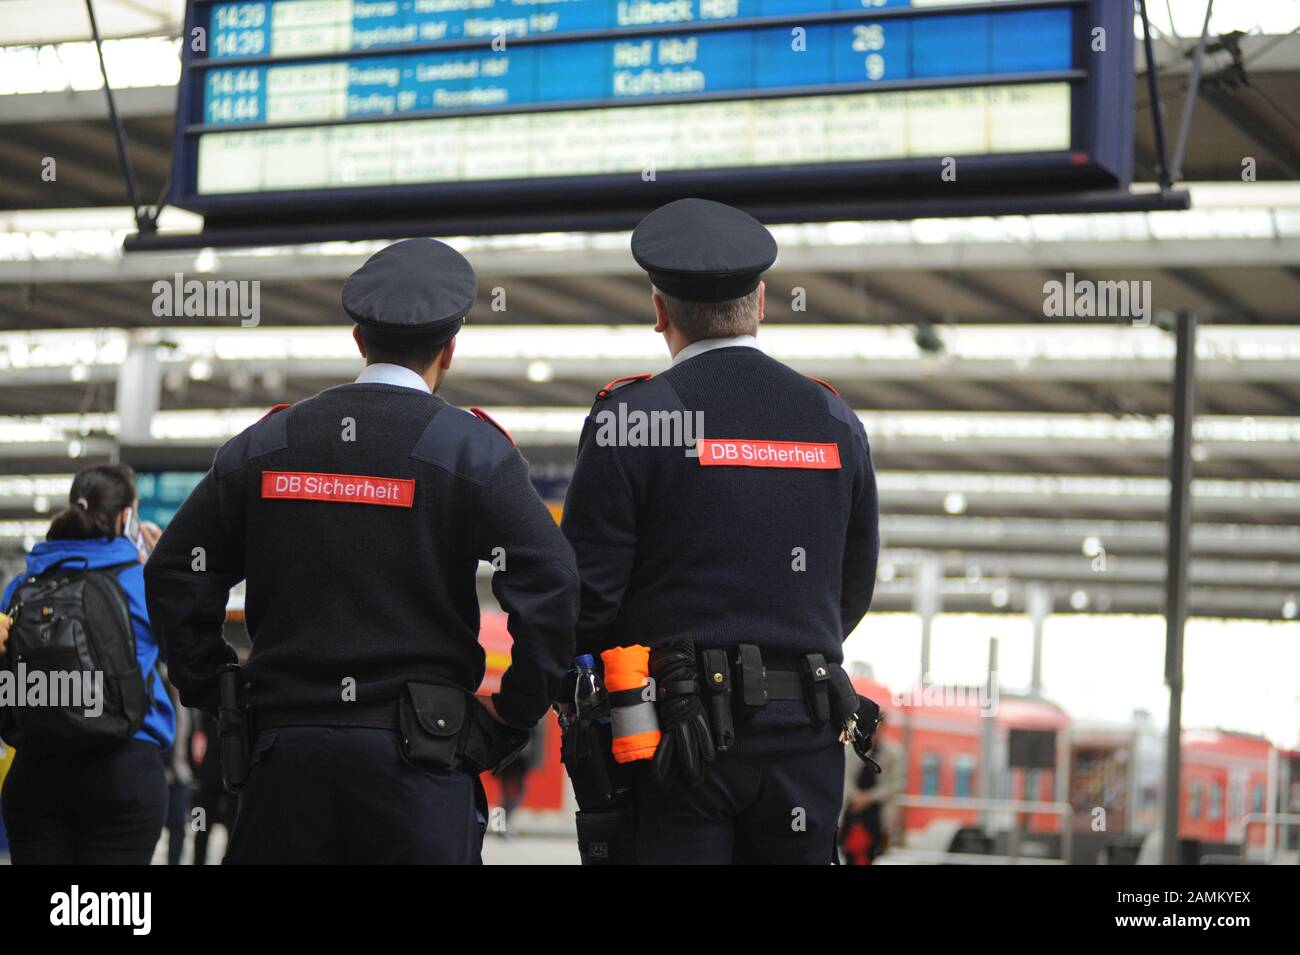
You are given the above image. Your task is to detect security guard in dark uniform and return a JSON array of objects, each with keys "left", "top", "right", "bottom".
[
  {"left": 144, "top": 239, "right": 578, "bottom": 864},
  {"left": 561, "top": 199, "right": 880, "bottom": 864}
]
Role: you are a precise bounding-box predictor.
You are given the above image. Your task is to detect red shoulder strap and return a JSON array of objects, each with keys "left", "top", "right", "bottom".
[
  {"left": 597, "top": 373, "right": 652, "bottom": 400},
  {"left": 260, "top": 402, "right": 292, "bottom": 420},
  {"left": 470, "top": 407, "right": 515, "bottom": 445},
  {"left": 807, "top": 376, "right": 839, "bottom": 396}
]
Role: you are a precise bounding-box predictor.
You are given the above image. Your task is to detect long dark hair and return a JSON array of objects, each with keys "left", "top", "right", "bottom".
[{"left": 46, "top": 464, "right": 137, "bottom": 541}]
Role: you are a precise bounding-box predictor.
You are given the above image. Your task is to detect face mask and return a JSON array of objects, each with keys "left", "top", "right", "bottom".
[{"left": 124, "top": 508, "right": 149, "bottom": 558}]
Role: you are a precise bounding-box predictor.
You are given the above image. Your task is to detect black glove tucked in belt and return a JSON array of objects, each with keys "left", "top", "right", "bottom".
[{"left": 649, "top": 640, "right": 716, "bottom": 789}]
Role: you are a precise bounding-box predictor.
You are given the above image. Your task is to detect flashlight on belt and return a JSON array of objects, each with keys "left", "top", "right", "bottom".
[{"left": 601, "top": 645, "right": 661, "bottom": 764}]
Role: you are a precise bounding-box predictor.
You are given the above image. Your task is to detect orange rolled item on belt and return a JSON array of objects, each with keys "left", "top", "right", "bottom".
[{"left": 601, "top": 644, "right": 661, "bottom": 763}]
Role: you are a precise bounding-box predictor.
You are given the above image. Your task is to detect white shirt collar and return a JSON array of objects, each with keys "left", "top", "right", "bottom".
[
  {"left": 355, "top": 362, "right": 431, "bottom": 394},
  {"left": 670, "top": 334, "right": 761, "bottom": 367}
]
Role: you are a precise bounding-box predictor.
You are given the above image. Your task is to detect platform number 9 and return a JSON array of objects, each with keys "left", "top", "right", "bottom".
[{"left": 853, "top": 24, "right": 885, "bottom": 80}]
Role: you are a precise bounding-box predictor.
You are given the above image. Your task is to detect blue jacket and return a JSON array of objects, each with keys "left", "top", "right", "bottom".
[{"left": 2, "top": 537, "right": 176, "bottom": 748}]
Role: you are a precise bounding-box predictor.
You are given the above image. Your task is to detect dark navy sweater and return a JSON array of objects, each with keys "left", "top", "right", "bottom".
[
  {"left": 145, "top": 383, "right": 578, "bottom": 728},
  {"left": 562, "top": 346, "right": 879, "bottom": 665}
]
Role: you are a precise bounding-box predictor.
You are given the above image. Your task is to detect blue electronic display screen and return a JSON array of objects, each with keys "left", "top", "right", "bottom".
[
  {"left": 166, "top": 0, "right": 1134, "bottom": 233},
  {"left": 208, "top": 0, "right": 919, "bottom": 58},
  {"left": 135, "top": 472, "right": 206, "bottom": 528},
  {"left": 201, "top": 8, "right": 1072, "bottom": 125}
]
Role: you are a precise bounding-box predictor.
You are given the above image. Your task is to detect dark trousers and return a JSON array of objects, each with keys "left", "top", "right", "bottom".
[
  {"left": 632, "top": 725, "right": 845, "bottom": 864},
  {"left": 1, "top": 739, "right": 167, "bottom": 865},
  {"left": 224, "top": 726, "right": 486, "bottom": 864}
]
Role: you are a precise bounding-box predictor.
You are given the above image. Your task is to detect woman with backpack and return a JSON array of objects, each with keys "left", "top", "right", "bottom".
[{"left": 0, "top": 464, "right": 176, "bottom": 864}]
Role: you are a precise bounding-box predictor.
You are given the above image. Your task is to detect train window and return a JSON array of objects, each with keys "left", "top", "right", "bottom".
[
  {"left": 1208, "top": 783, "right": 1223, "bottom": 821},
  {"left": 1188, "top": 780, "right": 1203, "bottom": 820},
  {"left": 1229, "top": 782, "right": 1245, "bottom": 822},
  {"left": 921, "top": 753, "right": 942, "bottom": 796},
  {"left": 1252, "top": 784, "right": 1265, "bottom": 813},
  {"left": 1025, "top": 768, "right": 1041, "bottom": 802},
  {"left": 954, "top": 756, "right": 976, "bottom": 798}
]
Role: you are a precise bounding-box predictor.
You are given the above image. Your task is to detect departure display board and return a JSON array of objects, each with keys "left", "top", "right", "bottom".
[
  {"left": 166, "top": 0, "right": 1134, "bottom": 238},
  {"left": 135, "top": 471, "right": 205, "bottom": 527}
]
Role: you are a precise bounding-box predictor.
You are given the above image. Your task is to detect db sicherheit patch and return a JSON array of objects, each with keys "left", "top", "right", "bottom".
[{"left": 261, "top": 471, "right": 415, "bottom": 507}]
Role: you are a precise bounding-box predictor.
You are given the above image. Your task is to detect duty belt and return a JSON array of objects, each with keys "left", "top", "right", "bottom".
[
  {"left": 256, "top": 699, "right": 401, "bottom": 732},
  {"left": 696, "top": 644, "right": 839, "bottom": 752}
]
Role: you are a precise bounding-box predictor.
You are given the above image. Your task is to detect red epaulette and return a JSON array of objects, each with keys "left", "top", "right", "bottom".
[
  {"left": 470, "top": 407, "right": 515, "bottom": 445},
  {"left": 260, "top": 402, "right": 292, "bottom": 420},
  {"left": 596, "top": 373, "right": 652, "bottom": 401},
  {"left": 807, "top": 376, "right": 839, "bottom": 396}
]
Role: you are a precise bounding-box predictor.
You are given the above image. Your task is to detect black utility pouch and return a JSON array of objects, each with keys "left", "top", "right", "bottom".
[
  {"left": 700, "top": 648, "right": 734, "bottom": 751},
  {"left": 732, "top": 644, "right": 768, "bottom": 716},
  {"left": 562, "top": 709, "right": 620, "bottom": 805},
  {"left": 462, "top": 702, "right": 531, "bottom": 776},
  {"left": 575, "top": 802, "right": 636, "bottom": 865},
  {"left": 398, "top": 682, "right": 468, "bottom": 772},
  {"left": 801, "top": 653, "right": 832, "bottom": 726},
  {"left": 827, "top": 665, "right": 863, "bottom": 726}
]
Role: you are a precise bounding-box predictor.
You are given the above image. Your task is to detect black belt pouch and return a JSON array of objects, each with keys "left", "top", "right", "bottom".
[
  {"left": 732, "top": 644, "right": 768, "bottom": 715},
  {"left": 701, "top": 648, "right": 735, "bottom": 751},
  {"left": 398, "top": 683, "right": 467, "bottom": 771},
  {"left": 801, "top": 653, "right": 832, "bottom": 726},
  {"left": 575, "top": 802, "right": 636, "bottom": 865}
]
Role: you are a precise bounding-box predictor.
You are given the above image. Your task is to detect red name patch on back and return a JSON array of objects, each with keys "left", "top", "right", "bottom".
[
  {"left": 696, "top": 439, "right": 841, "bottom": 470},
  {"left": 261, "top": 471, "right": 415, "bottom": 507}
]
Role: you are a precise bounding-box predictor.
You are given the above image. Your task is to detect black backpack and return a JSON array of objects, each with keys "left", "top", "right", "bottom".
[{"left": 2, "top": 557, "right": 152, "bottom": 751}]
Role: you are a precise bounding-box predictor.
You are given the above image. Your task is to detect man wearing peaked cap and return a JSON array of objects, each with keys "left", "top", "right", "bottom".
[
  {"left": 342, "top": 237, "right": 476, "bottom": 347},
  {"left": 631, "top": 197, "right": 778, "bottom": 303},
  {"left": 146, "top": 238, "right": 578, "bottom": 864},
  {"left": 560, "top": 199, "right": 882, "bottom": 865}
]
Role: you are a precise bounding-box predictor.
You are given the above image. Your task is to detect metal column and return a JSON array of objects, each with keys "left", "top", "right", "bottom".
[
  {"left": 116, "top": 334, "right": 162, "bottom": 447},
  {"left": 1161, "top": 315, "right": 1197, "bottom": 865},
  {"left": 979, "top": 637, "right": 1000, "bottom": 830},
  {"left": 1026, "top": 582, "right": 1051, "bottom": 699},
  {"left": 899, "top": 554, "right": 943, "bottom": 844},
  {"left": 916, "top": 554, "right": 942, "bottom": 680}
]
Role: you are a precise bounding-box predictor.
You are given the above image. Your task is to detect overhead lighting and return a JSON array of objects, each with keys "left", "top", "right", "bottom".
[
  {"left": 195, "top": 247, "right": 220, "bottom": 274},
  {"left": 525, "top": 360, "right": 555, "bottom": 383},
  {"left": 943, "top": 492, "right": 968, "bottom": 515},
  {"left": 189, "top": 359, "right": 213, "bottom": 381},
  {"left": 1283, "top": 597, "right": 1298, "bottom": 620},
  {"left": 913, "top": 322, "right": 945, "bottom": 355},
  {"left": 1070, "top": 590, "right": 1089, "bottom": 611}
]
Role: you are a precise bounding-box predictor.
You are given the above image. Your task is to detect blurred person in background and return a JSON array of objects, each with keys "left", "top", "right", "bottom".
[
  {"left": 189, "top": 707, "right": 236, "bottom": 864},
  {"left": 163, "top": 677, "right": 193, "bottom": 864},
  {"left": 495, "top": 723, "right": 542, "bottom": 837},
  {"left": 0, "top": 464, "right": 176, "bottom": 864}
]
